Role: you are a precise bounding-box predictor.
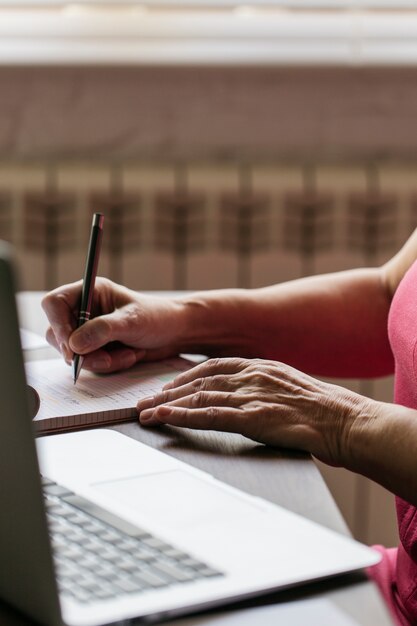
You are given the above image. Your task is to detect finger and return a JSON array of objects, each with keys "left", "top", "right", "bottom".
[
  {"left": 42, "top": 282, "right": 82, "bottom": 350},
  {"left": 69, "top": 307, "right": 138, "bottom": 355},
  {"left": 46, "top": 326, "right": 73, "bottom": 363},
  {"left": 139, "top": 404, "right": 243, "bottom": 433},
  {"left": 138, "top": 391, "right": 243, "bottom": 418},
  {"left": 81, "top": 347, "right": 146, "bottom": 374},
  {"left": 162, "top": 358, "right": 246, "bottom": 391},
  {"left": 42, "top": 280, "right": 83, "bottom": 314},
  {"left": 137, "top": 375, "right": 238, "bottom": 412},
  {"left": 45, "top": 326, "right": 59, "bottom": 351}
]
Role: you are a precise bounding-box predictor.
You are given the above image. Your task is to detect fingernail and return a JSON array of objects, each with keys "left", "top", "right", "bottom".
[
  {"left": 139, "top": 409, "right": 154, "bottom": 423},
  {"left": 137, "top": 396, "right": 155, "bottom": 411}
]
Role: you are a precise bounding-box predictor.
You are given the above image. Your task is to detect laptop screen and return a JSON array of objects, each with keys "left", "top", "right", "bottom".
[{"left": 0, "top": 243, "right": 61, "bottom": 625}]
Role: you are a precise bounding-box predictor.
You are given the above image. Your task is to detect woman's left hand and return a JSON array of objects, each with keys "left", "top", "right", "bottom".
[{"left": 137, "top": 357, "right": 368, "bottom": 466}]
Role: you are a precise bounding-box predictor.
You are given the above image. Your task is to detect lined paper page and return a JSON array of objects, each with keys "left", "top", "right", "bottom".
[{"left": 25, "top": 357, "right": 191, "bottom": 433}]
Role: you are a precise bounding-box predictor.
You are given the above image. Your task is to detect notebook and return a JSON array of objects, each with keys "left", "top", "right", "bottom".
[
  {"left": 25, "top": 357, "right": 191, "bottom": 435},
  {"left": 0, "top": 242, "right": 382, "bottom": 626}
]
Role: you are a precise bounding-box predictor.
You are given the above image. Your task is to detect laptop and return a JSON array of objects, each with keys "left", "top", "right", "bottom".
[{"left": 0, "top": 243, "right": 380, "bottom": 626}]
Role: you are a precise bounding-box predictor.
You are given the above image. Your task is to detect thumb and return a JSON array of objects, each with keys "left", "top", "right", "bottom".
[{"left": 69, "top": 311, "right": 128, "bottom": 354}]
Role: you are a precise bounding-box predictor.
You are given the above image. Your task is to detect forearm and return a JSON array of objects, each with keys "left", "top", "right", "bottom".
[
  {"left": 340, "top": 398, "right": 417, "bottom": 507},
  {"left": 177, "top": 268, "right": 394, "bottom": 378}
]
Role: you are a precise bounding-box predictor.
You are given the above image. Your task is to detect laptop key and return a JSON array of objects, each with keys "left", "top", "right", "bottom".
[
  {"left": 43, "top": 484, "right": 73, "bottom": 498},
  {"left": 114, "top": 577, "right": 140, "bottom": 594},
  {"left": 133, "top": 569, "right": 169, "bottom": 588},
  {"left": 41, "top": 476, "right": 55, "bottom": 486},
  {"left": 96, "top": 529, "right": 120, "bottom": 543},
  {"left": 152, "top": 560, "right": 197, "bottom": 583},
  {"left": 141, "top": 537, "right": 171, "bottom": 550},
  {"left": 198, "top": 567, "right": 222, "bottom": 578},
  {"left": 180, "top": 557, "right": 206, "bottom": 569},
  {"left": 131, "top": 547, "right": 156, "bottom": 562},
  {"left": 94, "top": 586, "right": 117, "bottom": 600},
  {"left": 118, "top": 559, "right": 138, "bottom": 573},
  {"left": 116, "top": 536, "right": 142, "bottom": 552},
  {"left": 163, "top": 548, "right": 190, "bottom": 560}
]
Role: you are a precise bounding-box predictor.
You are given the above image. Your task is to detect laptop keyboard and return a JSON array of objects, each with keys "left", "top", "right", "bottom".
[{"left": 42, "top": 476, "right": 222, "bottom": 605}]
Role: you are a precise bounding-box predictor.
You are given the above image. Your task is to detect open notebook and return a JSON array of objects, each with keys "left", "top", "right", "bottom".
[{"left": 25, "top": 357, "right": 191, "bottom": 435}]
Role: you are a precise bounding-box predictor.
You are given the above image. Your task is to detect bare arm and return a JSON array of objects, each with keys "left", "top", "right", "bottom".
[
  {"left": 177, "top": 228, "right": 417, "bottom": 379},
  {"left": 178, "top": 268, "right": 394, "bottom": 379}
]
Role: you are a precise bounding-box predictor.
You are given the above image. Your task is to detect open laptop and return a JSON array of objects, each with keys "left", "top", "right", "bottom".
[{"left": 0, "top": 243, "right": 380, "bottom": 626}]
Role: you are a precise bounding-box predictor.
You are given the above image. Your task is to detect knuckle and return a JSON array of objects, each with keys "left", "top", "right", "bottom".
[
  {"left": 205, "top": 406, "right": 219, "bottom": 428},
  {"left": 154, "top": 391, "right": 166, "bottom": 405},
  {"left": 170, "top": 375, "right": 180, "bottom": 388},
  {"left": 45, "top": 327, "right": 57, "bottom": 347},
  {"left": 193, "top": 377, "right": 206, "bottom": 391},
  {"left": 253, "top": 358, "right": 264, "bottom": 366},
  {"left": 225, "top": 391, "right": 235, "bottom": 405},
  {"left": 207, "top": 357, "right": 222, "bottom": 369},
  {"left": 192, "top": 392, "right": 203, "bottom": 408},
  {"left": 252, "top": 372, "right": 266, "bottom": 386},
  {"left": 211, "top": 374, "right": 227, "bottom": 391},
  {"left": 96, "top": 276, "right": 109, "bottom": 288},
  {"left": 45, "top": 326, "right": 54, "bottom": 341},
  {"left": 40, "top": 293, "right": 52, "bottom": 312},
  {"left": 92, "top": 317, "right": 111, "bottom": 343}
]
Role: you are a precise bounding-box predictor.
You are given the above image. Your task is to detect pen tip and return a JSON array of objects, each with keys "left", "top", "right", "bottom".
[{"left": 72, "top": 355, "right": 83, "bottom": 384}]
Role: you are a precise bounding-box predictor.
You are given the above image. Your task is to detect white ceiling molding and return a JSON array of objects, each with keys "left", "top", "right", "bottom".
[
  {"left": 2, "top": 1, "right": 417, "bottom": 7},
  {"left": 0, "top": 5, "right": 417, "bottom": 65}
]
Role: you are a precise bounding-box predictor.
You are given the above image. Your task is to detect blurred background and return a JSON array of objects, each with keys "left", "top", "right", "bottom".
[{"left": 2, "top": 0, "right": 416, "bottom": 549}]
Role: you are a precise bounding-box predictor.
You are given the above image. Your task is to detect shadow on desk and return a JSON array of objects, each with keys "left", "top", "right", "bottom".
[{"left": 140, "top": 423, "right": 307, "bottom": 461}]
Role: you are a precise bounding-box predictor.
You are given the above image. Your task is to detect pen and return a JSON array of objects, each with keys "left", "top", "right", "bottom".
[{"left": 73, "top": 212, "right": 104, "bottom": 384}]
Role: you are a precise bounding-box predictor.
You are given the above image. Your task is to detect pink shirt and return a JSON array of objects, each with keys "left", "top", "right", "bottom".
[{"left": 368, "top": 258, "right": 417, "bottom": 625}]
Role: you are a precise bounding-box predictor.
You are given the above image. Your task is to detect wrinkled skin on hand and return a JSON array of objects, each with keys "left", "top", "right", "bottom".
[{"left": 138, "top": 357, "right": 366, "bottom": 465}]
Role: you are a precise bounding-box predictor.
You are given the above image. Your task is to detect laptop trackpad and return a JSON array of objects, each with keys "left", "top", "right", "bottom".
[{"left": 93, "top": 470, "right": 260, "bottom": 531}]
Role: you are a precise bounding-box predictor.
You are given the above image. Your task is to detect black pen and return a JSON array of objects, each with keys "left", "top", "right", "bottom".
[{"left": 73, "top": 213, "right": 104, "bottom": 384}]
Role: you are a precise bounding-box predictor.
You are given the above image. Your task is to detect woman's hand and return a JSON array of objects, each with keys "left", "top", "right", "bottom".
[
  {"left": 42, "top": 278, "right": 187, "bottom": 373},
  {"left": 137, "top": 357, "right": 370, "bottom": 466}
]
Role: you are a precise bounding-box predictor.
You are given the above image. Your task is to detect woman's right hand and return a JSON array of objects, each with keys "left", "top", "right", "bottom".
[{"left": 41, "top": 278, "right": 187, "bottom": 373}]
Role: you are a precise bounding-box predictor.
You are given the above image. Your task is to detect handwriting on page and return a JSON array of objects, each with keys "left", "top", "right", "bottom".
[{"left": 25, "top": 358, "right": 189, "bottom": 421}]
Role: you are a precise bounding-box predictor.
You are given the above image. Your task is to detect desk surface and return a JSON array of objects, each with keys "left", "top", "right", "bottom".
[{"left": 5, "top": 292, "right": 393, "bottom": 626}]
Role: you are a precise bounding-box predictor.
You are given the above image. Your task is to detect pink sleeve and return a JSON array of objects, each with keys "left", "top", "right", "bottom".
[
  {"left": 367, "top": 546, "right": 404, "bottom": 626},
  {"left": 368, "top": 500, "right": 417, "bottom": 625},
  {"left": 395, "top": 498, "right": 417, "bottom": 622}
]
